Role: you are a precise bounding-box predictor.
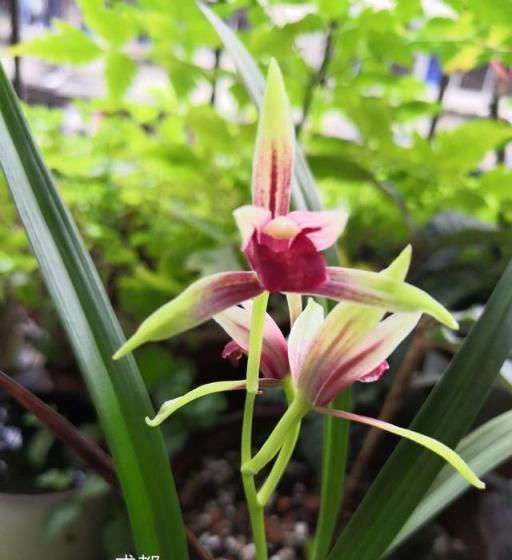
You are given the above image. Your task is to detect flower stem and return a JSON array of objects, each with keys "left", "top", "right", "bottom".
[
  {"left": 241, "top": 291, "right": 270, "bottom": 560},
  {"left": 243, "top": 393, "right": 310, "bottom": 475},
  {"left": 257, "top": 377, "right": 300, "bottom": 506}
]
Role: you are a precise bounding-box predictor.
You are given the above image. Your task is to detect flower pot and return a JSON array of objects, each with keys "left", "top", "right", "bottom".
[{"left": 0, "top": 489, "right": 103, "bottom": 560}]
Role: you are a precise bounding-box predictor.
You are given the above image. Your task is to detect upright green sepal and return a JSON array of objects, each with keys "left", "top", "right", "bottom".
[{"left": 252, "top": 58, "right": 295, "bottom": 217}]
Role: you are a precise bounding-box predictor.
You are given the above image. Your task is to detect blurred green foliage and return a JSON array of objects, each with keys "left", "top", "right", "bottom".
[{"left": 3, "top": 0, "right": 512, "bottom": 337}]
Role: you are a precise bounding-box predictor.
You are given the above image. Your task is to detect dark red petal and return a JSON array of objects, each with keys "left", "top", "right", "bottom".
[{"left": 245, "top": 231, "right": 327, "bottom": 293}]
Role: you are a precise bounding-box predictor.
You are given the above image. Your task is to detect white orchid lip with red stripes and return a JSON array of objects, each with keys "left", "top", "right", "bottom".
[{"left": 113, "top": 60, "right": 457, "bottom": 361}]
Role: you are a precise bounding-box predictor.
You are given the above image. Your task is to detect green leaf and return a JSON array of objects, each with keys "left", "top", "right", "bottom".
[
  {"left": 311, "top": 389, "right": 351, "bottom": 560},
  {"left": 76, "top": 0, "right": 137, "bottom": 47},
  {"left": 44, "top": 500, "right": 82, "bottom": 540},
  {"left": 0, "top": 64, "right": 188, "bottom": 558},
  {"left": 434, "top": 120, "right": 512, "bottom": 176},
  {"left": 10, "top": 21, "right": 102, "bottom": 65},
  {"left": 328, "top": 258, "right": 512, "bottom": 560},
  {"left": 389, "top": 409, "right": 512, "bottom": 553},
  {"left": 105, "top": 51, "right": 137, "bottom": 101},
  {"left": 444, "top": 44, "right": 483, "bottom": 72},
  {"left": 316, "top": 0, "right": 350, "bottom": 19}
]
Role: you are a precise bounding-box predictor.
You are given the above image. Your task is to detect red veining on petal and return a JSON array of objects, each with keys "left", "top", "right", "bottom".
[
  {"left": 195, "top": 272, "right": 264, "bottom": 321},
  {"left": 309, "top": 268, "right": 384, "bottom": 306},
  {"left": 311, "top": 340, "right": 383, "bottom": 406},
  {"left": 269, "top": 147, "right": 278, "bottom": 217}
]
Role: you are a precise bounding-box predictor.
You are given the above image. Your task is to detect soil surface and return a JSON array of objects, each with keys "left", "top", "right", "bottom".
[{"left": 179, "top": 453, "right": 319, "bottom": 560}]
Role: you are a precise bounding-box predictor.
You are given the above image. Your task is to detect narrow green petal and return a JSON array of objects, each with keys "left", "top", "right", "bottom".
[
  {"left": 113, "top": 271, "right": 263, "bottom": 359},
  {"left": 382, "top": 245, "right": 412, "bottom": 281},
  {"left": 312, "top": 267, "right": 458, "bottom": 330},
  {"left": 146, "top": 380, "right": 249, "bottom": 427},
  {"left": 318, "top": 408, "right": 485, "bottom": 490},
  {"left": 252, "top": 58, "right": 295, "bottom": 217}
]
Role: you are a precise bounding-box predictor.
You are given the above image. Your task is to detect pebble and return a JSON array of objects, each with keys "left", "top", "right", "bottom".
[{"left": 180, "top": 455, "right": 318, "bottom": 559}]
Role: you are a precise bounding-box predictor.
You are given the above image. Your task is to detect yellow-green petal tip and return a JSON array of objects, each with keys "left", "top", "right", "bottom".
[{"left": 145, "top": 415, "right": 160, "bottom": 428}]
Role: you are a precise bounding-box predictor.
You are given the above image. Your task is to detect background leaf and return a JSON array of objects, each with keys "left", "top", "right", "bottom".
[
  {"left": 9, "top": 21, "right": 102, "bottom": 65},
  {"left": 389, "top": 408, "right": 512, "bottom": 553},
  {"left": 105, "top": 51, "right": 137, "bottom": 101},
  {"left": 76, "top": 0, "right": 137, "bottom": 47},
  {"left": 0, "top": 65, "right": 188, "bottom": 558}
]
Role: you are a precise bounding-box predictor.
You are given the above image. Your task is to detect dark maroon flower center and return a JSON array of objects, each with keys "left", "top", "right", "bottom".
[{"left": 245, "top": 229, "right": 327, "bottom": 292}]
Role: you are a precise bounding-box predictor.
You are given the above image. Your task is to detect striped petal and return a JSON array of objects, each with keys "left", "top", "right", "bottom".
[
  {"left": 113, "top": 272, "right": 263, "bottom": 359},
  {"left": 252, "top": 59, "right": 294, "bottom": 217},
  {"left": 291, "top": 247, "right": 415, "bottom": 396},
  {"left": 293, "top": 302, "right": 385, "bottom": 399},
  {"left": 213, "top": 302, "right": 289, "bottom": 379},
  {"left": 288, "top": 298, "right": 324, "bottom": 378},
  {"left": 287, "top": 209, "right": 348, "bottom": 251},
  {"left": 308, "top": 266, "right": 457, "bottom": 329},
  {"left": 309, "top": 312, "right": 421, "bottom": 406}
]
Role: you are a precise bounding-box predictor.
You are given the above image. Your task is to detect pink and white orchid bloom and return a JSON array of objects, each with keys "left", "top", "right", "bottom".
[
  {"left": 288, "top": 299, "right": 419, "bottom": 406},
  {"left": 214, "top": 242, "right": 412, "bottom": 382},
  {"left": 213, "top": 302, "right": 289, "bottom": 380},
  {"left": 146, "top": 293, "right": 484, "bottom": 490},
  {"left": 113, "top": 61, "right": 457, "bottom": 361},
  {"left": 238, "top": 298, "right": 484, "bottom": 490}
]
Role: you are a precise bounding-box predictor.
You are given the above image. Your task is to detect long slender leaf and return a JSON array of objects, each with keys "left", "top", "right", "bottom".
[
  {"left": 312, "top": 388, "right": 351, "bottom": 560},
  {"left": 198, "top": 4, "right": 348, "bottom": 556},
  {"left": 328, "top": 258, "right": 512, "bottom": 560},
  {"left": 0, "top": 64, "right": 188, "bottom": 558},
  {"left": 389, "top": 408, "right": 512, "bottom": 553}
]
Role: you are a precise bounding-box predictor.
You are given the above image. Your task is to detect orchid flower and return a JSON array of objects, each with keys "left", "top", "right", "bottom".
[
  {"left": 214, "top": 242, "right": 413, "bottom": 384},
  {"left": 147, "top": 289, "right": 483, "bottom": 492},
  {"left": 113, "top": 59, "right": 457, "bottom": 361},
  {"left": 237, "top": 298, "right": 484, "bottom": 490},
  {"left": 147, "top": 244, "right": 413, "bottom": 429}
]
